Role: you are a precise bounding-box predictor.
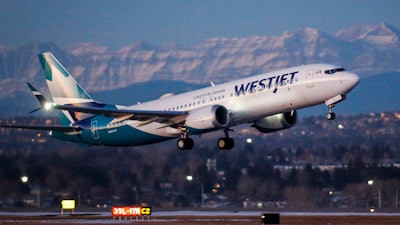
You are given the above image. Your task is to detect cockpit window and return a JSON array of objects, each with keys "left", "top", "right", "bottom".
[
  {"left": 336, "top": 68, "right": 345, "bottom": 72},
  {"left": 325, "top": 68, "right": 346, "bottom": 74}
]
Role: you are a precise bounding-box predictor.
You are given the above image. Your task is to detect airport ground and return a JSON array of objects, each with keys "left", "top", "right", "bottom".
[
  {"left": 1, "top": 214, "right": 400, "bottom": 225},
  {"left": 0, "top": 209, "right": 399, "bottom": 225}
]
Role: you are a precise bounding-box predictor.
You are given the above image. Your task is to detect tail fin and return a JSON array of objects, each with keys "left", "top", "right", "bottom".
[
  {"left": 38, "top": 52, "right": 96, "bottom": 123},
  {"left": 39, "top": 52, "right": 94, "bottom": 105}
]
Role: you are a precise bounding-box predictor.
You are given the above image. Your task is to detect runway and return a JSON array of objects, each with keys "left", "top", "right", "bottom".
[{"left": 0, "top": 210, "right": 400, "bottom": 225}]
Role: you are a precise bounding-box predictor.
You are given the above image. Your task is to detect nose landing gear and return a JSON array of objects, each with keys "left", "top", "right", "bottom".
[
  {"left": 325, "top": 95, "right": 345, "bottom": 120},
  {"left": 326, "top": 104, "right": 336, "bottom": 120}
]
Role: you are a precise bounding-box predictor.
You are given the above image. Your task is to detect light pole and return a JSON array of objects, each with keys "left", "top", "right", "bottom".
[
  {"left": 186, "top": 176, "right": 204, "bottom": 207},
  {"left": 20, "top": 176, "right": 40, "bottom": 207},
  {"left": 21, "top": 176, "right": 42, "bottom": 208},
  {"left": 368, "top": 179, "right": 381, "bottom": 209}
]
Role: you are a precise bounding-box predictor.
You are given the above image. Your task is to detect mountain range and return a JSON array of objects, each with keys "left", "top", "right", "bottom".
[{"left": 0, "top": 22, "right": 399, "bottom": 117}]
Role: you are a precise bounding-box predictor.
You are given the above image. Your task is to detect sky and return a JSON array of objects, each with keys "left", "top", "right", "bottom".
[{"left": 1, "top": 0, "right": 400, "bottom": 49}]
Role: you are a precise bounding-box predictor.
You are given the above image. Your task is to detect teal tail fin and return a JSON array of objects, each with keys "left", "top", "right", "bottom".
[
  {"left": 38, "top": 52, "right": 97, "bottom": 124},
  {"left": 38, "top": 52, "right": 94, "bottom": 105}
]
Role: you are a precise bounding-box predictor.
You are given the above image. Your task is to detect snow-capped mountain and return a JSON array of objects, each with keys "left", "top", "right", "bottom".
[
  {"left": 0, "top": 23, "right": 399, "bottom": 97},
  {"left": 336, "top": 22, "right": 399, "bottom": 45}
]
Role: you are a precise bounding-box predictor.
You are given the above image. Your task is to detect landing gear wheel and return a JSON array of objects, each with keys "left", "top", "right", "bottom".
[
  {"left": 218, "top": 138, "right": 234, "bottom": 150},
  {"left": 326, "top": 103, "right": 336, "bottom": 120},
  {"left": 326, "top": 112, "right": 336, "bottom": 120},
  {"left": 177, "top": 138, "right": 194, "bottom": 150}
]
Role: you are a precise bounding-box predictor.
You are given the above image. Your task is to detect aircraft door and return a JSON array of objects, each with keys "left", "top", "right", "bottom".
[
  {"left": 306, "top": 69, "right": 315, "bottom": 88},
  {"left": 91, "top": 120, "right": 100, "bottom": 140}
]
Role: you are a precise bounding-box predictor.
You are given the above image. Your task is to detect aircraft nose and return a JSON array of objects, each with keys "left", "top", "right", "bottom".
[{"left": 343, "top": 72, "right": 360, "bottom": 90}]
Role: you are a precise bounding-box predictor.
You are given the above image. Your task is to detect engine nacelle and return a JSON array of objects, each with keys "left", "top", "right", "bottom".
[
  {"left": 186, "top": 105, "right": 229, "bottom": 130},
  {"left": 253, "top": 111, "right": 297, "bottom": 133}
]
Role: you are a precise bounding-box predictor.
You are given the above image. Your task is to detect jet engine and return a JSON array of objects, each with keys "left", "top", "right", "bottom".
[
  {"left": 252, "top": 111, "right": 297, "bottom": 133},
  {"left": 186, "top": 105, "right": 229, "bottom": 130}
]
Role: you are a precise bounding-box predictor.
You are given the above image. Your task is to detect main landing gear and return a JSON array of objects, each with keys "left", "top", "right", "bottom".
[
  {"left": 177, "top": 127, "right": 194, "bottom": 150},
  {"left": 177, "top": 127, "right": 235, "bottom": 151},
  {"left": 177, "top": 138, "right": 194, "bottom": 150},
  {"left": 217, "top": 129, "right": 234, "bottom": 150}
]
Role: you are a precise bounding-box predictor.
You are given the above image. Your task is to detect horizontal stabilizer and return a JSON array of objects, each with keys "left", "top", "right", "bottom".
[
  {"left": 26, "top": 83, "right": 51, "bottom": 113},
  {"left": 0, "top": 125, "right": 81, "bottom": 132}
]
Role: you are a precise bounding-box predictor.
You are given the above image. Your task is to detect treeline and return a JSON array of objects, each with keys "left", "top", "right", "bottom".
[{"left": 0, "top": 142, "right": 399, "bottom": 208}]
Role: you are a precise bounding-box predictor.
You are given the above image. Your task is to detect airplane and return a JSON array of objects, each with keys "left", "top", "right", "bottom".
[{"left": 1, "top": 52, "right": 359, "bottom": 150}]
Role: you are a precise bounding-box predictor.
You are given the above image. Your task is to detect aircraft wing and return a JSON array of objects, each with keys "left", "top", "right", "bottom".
[
  {"left": 52, "top": 104, "right": 186, "bottom": 118},
  {"left": 51, "top": 104, "right": 188, "bottom": 127},
  {"left": 1, "top": 105, "right": 187, "bottom": 131},
  {"left": 0, "top": 125, "right": 80, "bottom": 132}
]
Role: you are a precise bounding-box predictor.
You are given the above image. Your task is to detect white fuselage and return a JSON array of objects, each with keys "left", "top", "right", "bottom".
[{"left": 118, "top": 63, "right": 359, "bottom": 138}]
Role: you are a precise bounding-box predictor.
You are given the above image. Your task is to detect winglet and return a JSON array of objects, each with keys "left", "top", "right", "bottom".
[{"left": 27, "top": 83, "right": 51, "bottom": 113}]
